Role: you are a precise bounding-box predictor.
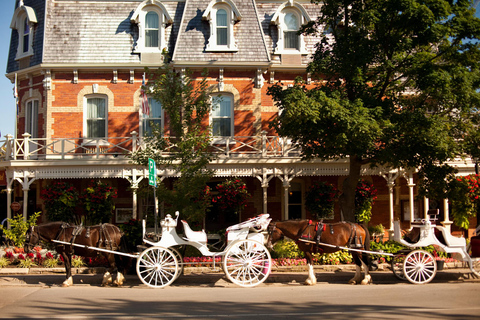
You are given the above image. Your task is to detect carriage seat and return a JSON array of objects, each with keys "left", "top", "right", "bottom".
[
  {"left": 181, "top": 220, "right": 207, "bottom": 243},
  {"left": 435, "top": 226, "right": 466, "bottom": 247}
]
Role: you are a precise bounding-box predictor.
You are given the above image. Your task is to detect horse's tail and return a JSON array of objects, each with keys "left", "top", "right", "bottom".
[{"left": 360, "top": 223, "right": 372, "bottom": 268}]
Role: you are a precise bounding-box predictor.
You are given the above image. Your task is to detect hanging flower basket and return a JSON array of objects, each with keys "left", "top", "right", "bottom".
[
  {"left": 212, "top": 179, "right": 250, "bottom": 214},
  {"left": 305, "top": 180, "right": 337, "bottom": 219}
]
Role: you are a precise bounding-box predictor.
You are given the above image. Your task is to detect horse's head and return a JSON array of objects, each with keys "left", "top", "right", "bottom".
[
  {"left": 24, "top": 225, "right": 39, "bottom": 253},
  {"left": 266, "top": 222, "right": 284, "bottom": 250}
]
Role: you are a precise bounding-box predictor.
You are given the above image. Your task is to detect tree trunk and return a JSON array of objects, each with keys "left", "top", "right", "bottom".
[{"left": 338, "top": 155, "right": 362, "bottom": 222}]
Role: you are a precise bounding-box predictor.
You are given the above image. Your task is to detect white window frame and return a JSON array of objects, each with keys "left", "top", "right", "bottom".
[
  {"left": 141, "top": 97, "right": 164, "bottom": 136},
  {"left": 25, "top": 99, "right": 39, "bottom": 138},
  {"left": 131, "top": 1, "right": 173, "bottom": 53},
  {"left": 203, "top": 0, "right": 242, "bottom": 52},
  {"left": 271, "top": 2, "right": 311, "bottom": 55},
  {"left": 83, "top": 94, "right": 108, "bottom": 144},
  {"left": 10, "top": 5, "right": 37, "bottom": 60},
  {"left": 211, "top": 94, "right": 234, "bottom": 142}
]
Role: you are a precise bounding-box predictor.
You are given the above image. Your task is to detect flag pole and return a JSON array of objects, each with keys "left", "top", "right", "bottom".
[{"left": 14, "top": 73, "right": 18, "bottom": 139}]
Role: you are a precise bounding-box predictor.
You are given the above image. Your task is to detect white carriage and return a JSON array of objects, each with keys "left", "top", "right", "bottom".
[
  {"left": 136, "top": 212, "right": 272, "bottom": 288},
  {"left": 391, "top": 212, "right": 480, "bottom": 284}
]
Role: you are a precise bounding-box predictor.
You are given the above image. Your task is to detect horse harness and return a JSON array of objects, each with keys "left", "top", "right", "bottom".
[
  {"left": 299, "top": 221, "right": 364, "bottom": 252},
  {"left": 55, "top": 223, "right": 119, "bottom": 253}
]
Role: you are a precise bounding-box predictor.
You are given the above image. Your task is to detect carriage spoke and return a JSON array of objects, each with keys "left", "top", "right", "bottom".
[
  {"left": 223, "top": 239, "right": 271, "bottom": 287},
  {"left": 403, "top": 250, "right": 437, "bottom": 284},
  {"left": 136, "top": 247, "right": 178, "bottom": 288}
]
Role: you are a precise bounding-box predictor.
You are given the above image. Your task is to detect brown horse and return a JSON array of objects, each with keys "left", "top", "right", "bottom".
[
  {"left": 268, "top": 220, "right": 372, "bottom": 285},
  {"left": 25, "top": 222, "right": 129, "bottom": 287}
]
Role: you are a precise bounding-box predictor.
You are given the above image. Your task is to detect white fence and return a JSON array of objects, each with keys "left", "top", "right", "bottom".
[{"left": 0, "top": 132, "right": 300, "bottom": 161}]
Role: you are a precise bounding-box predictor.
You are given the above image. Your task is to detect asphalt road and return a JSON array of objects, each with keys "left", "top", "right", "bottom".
[{"left": 1, "top": 269, "right": 479, "bottom": 319}]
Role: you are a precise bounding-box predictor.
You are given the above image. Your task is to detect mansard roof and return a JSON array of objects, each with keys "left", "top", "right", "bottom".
[
  {"left": 6, "top": 0, "right": 323, "bottom": 74},
  {"left": 172, "top": 0, "right": 270, "bottom": 64}
]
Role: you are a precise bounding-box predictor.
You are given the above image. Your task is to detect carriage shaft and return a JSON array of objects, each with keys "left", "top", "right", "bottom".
[
  {"left": 51, "top": 239, "right": 139, "bottom": 258},
  {"left": 298, "top": 238, "right": 395, "bottom": 256}
]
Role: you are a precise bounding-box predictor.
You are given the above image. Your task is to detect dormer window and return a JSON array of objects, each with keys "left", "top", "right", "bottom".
[
  {"left": 271, "top": 1, "right": 311, "bottom": 54},
  {"left": 203, "top": 0, "right": 242, "bottom": 52},
  {"left": 131, "top": 1, "right": 173, "bottom": 53},
  {"left": 10, "top": 4, "right": 37, "bottom": 60},
  {"left": 145, "top": 11, "right": 159, "bottom": 48}
]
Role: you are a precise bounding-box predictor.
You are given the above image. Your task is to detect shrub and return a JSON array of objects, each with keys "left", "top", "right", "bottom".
[
  {"left": 0, "top": 212, "right": 40, "bottom": 247},
  {"left": 43, "top": 258, "right": 59, "bottom": 268},
  {"left": 71, "top": 256, "right": 86, "bottom": 268},
  {"left": 18, "top": 258, "right": 36, "bottom": 268},
  {"left": 81, "top": 180, "right": 117, "bottom": 225},
  {"left": 271, "top": 239, "right": 304, "bottom": 259},
  {"left": 0, "top": 257, "right": 10, "bottom": 268},
  {"left": 355, "top": 179, "right": 378, "bottom": 223}
]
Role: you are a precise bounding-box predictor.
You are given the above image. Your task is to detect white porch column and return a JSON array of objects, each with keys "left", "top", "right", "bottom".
[
  {"left": 15, "top": 170, "right": 36, "bottom": 222},
  {"left": 6, "top": 187, "right": 12, "bottom": 229},
  {"left": 424, "top": 197, "right": 429, "bottom": 219},
  {"left": 387, "top": 182, "right": 395, "bottom": 230},
  {"left": 255, "top": 169, "right": 274, "bottom": 214},
  {"left": 283, "top": 182, "right": 290, "bottom": 221},
  {"left": 442, "top": 198, "right": 452, "bottom": 232},
  {"left": 407, "top": 172, "right": 415, "bottom": 228}
]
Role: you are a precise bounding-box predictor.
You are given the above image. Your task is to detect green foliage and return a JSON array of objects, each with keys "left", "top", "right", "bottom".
[
  {"left": 0, "top": 212, "right": 40, "bottom": 247},
  {"left": 130, "top": 61, "right": 215, "bottom": 224},
  {"left": 305, "top": 180, "right": 337, "bottom": 219},
  {"left": 42, "top": 258, "right": 59, "bottom": 268},
  {"left": 370, "top": 240, "right": 407, "bottom": 262},
  {"left": 80, "top": 180, "right": 117, "bottom": 225},
  {"left": 268, "top": 0, "right": 480, "bottom": 222},
  {"left": 18, "top": 258, "right": 36, "bottom": 268},
  {"left": 40, "top": 181, "right": 79, "bottom": 223},
  {"left": 354, "top": 179, "right": 378, "bottom": 223},
  {"left": 271, "top": 239, "right": 304, "bottom": 259},
  {"left": 119, "top": 219, "right": 143, "bottom": 252},
  {"left": 71, "top": 256, "right": 86, "bottom": 268},
  {"left": 313, "top": 250, "right": 352, "bottom": 265},
  {"left": 447, "top": 174, "right": 480, "bottom": 229},
  {"left": 368, "top": 224, "right": 385, "bottom": 235},
  {"left": 0, "top": 257, "right": 10, "bottom": 268}
]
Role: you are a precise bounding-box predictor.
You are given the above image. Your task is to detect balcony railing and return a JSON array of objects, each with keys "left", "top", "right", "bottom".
[{"left": 0, "top": 132, "right": 301, "bottom": 161}]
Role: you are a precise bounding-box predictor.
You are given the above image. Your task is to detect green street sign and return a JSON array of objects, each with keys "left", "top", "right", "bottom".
[{"left": 148, "top": 158, "right": 156, "bottom": 187}]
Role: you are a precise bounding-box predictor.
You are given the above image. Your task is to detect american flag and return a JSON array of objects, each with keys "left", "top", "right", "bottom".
[{"left": 141, "top": 74, "right": 149, "bottom": 116}]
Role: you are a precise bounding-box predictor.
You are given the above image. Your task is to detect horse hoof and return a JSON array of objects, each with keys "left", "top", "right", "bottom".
[{"left": 361, "top": 275, "right": 372, "bottom": 285}]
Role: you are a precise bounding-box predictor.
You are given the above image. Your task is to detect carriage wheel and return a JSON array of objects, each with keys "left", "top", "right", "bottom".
[
  {"left": 136, "top": 246, "right": 178, "bottom": 288},
  {"left": 403, "top": 250, "right": 437, "bottom": 284},
  {"left": 391, "top": 252, "right": 408, "bottom": 281},
  {"left": 223, "top": 239, "right": 272, "bottom": 288},
  {"left": 170, "top": 247, "right": 184, "bottom": 280}
]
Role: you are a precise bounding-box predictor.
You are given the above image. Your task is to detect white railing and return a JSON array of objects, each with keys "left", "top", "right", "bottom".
[{"left": 0, "top": 132, "right": 300, "bottom": 161}]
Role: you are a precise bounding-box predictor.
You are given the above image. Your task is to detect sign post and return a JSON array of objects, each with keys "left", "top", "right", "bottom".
[{"left": 148, "top": 158, "right": 158, "bottom": 235}]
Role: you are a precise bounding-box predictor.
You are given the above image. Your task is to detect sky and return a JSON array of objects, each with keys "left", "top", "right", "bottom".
[
  {"left": 0, "top": 1, "right": 479, "bottom": 138},
  {"left": 0, "top": 1, "right": 15, "bottom": 137}
]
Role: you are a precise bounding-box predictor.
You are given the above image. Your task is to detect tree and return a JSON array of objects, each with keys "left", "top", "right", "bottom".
[
  {"left": 130, "top": 59, "right": 215, "bottom": 224},
  {"left": 268, "top": 0, "right": 480, "bottom": 222}
]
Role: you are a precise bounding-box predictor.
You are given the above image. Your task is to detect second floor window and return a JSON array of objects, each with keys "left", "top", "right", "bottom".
[
  {"left": 143, "top": 98, "right": 162, "bottom": 136},
  {"left": 145, "top": 11, "right": 159, "bottom": 48},
  {"left": 212, "top": 95, "right": 232, "bottom": 137},
  {"left": 86, "top": 97, "right": 107, "bottom": 138},
  {"left": 25, "top": 99, "right": 38, "bottom": 138}
]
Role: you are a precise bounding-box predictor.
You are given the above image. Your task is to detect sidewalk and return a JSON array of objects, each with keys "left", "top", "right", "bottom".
[{"left": 1, "top": 263, "right": 478, "bottom": 287}]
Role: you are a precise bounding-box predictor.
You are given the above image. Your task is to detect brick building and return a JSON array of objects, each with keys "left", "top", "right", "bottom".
[{"left": 1, "top": 0, "right": 476, "bottom": 235}]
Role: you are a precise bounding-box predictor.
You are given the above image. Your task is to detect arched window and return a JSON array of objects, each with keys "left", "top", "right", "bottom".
[
  {"left": 203, "top": 0, "right": 242, "bottom": 52},
  {"left": 211, "top": 95, "right": 233, "bottom": 137},
  {"left": 10, "top": 5, "right": 37, "bottom": 60},
  {"left": 271, "top": 2, "right": 310, "bottom": 55},
  {"left": 85, "top": 96, "right": 107, "bottom": 138},
  {"left": 216, "top": 9, "right": 228, "bottom": 46},
  {"left": 145, "top": 11, "right": 159, "bottom": 48},
  {"left": 283, "top": 12, "right": 299, "bottom": 50},
  {"left": 131, "top": 1, "right": 172, "bottom": 54}
]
